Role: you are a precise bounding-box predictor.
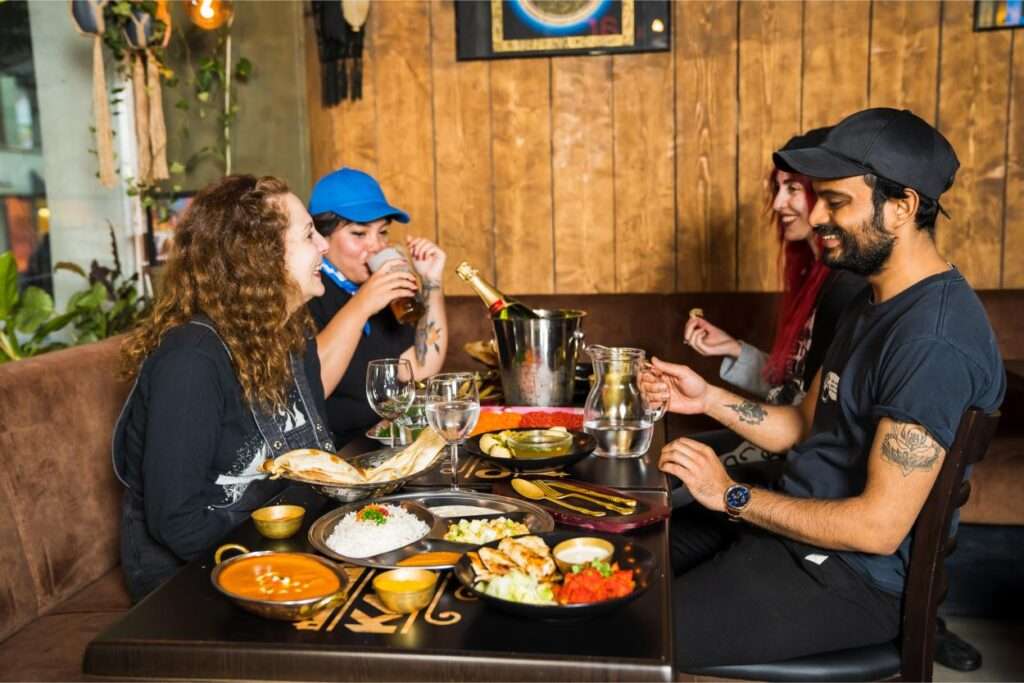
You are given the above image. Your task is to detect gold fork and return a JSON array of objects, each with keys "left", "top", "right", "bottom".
[{"left": 533, "top": 480, "right": 634, "bottom": 515}]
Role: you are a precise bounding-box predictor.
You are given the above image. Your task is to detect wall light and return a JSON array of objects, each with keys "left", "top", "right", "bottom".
[{"left": 187, "top": 0, "right": 233, "bottom": 31}]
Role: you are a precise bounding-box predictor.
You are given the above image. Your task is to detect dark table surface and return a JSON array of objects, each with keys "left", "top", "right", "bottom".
[{"left": 84, "top": 424, "right": 674, "bottom": 682}]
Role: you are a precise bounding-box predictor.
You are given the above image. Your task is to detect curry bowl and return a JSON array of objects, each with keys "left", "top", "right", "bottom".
[
  {"left": 372, "top": 568, "right": 438, "bottom": 614},
  {"left": 211, "top": 544, "right": 349, "bottom": 621},
  {"left": 551, "top": 537, "right": 614, "bottom": 574},
  {"left": 251, "top": 504, "right": 305, "bottom": 539}
]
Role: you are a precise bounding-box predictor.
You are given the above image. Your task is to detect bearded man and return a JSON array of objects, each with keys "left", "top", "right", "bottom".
[{"left": 643, "top": 108, "right": 1005, "bottom": 669}]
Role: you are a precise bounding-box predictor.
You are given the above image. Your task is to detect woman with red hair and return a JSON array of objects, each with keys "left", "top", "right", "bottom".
[{"left": 682, "top": 128, "right": 867, "bottom": 467}]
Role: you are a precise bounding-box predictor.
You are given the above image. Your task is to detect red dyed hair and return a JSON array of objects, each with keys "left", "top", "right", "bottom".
[{"left": 762, "top": 169, "right": 830, "bottom": 387}]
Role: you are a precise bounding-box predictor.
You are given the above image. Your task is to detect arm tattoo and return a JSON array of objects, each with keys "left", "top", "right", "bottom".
[
  {"left": 421, "top": 278, "right": 441, "bottom": 298},
  {"left": 881, "top": 423, "right": 944, "bottom": 476},
  {"left": 726, "top": 401, "right": 767, "bottom": 425},
  {"left": 414, "top": 318, "right": 441, "bottom": 365}
]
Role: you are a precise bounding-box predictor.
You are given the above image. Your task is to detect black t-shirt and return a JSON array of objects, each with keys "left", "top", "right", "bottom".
[
  {"left": 308, "top": 281, "right": 415, "bottom": 446},
  {"left": 116, "top": 323, "right": 327, "bottom": 560},
  {"left": 780, "top": 268, "right": 1005, "bottom": 594}
]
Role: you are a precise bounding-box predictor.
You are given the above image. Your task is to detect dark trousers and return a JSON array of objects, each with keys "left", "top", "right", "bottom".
[{"left": 670, "top": 505, "right": 902, "bottom": 669}]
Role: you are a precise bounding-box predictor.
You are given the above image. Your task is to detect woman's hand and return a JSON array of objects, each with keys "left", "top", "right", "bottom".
[
  {"left": 659, "top": 438, "right": 734, "bottom": 512},
  {"left": 406, "top": 237, "right": 446, "bottom": 285},
  {"left": 351, "top": 267, "right": 419, "bottom": 318},
  {"left": 639, "top": 357, "right": 711, "bottom": 415},
  {"left": 683, "top": 316, "right": 741, "bottom": 358}
]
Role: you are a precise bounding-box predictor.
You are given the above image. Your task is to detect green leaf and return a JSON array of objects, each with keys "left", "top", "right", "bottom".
[
  {"left": 175, "top": 99, "right": 190, "bottom": 111},
  {"left": 169, "top": 161, "right": 186, "bottom": 175},
  {"left": 234, "top": 57, "right": 252, "bottom": 81},
  {"left": 14, "top": 287, "right": 54, "bottom": 334},
  {"left": 197, "top": 91, "right": 210, "bottom": 103},
  {"left": 37, "top": 310, "right": 78, "bottom": 337},
  {"left": 0, "top": 252, "right": 18, "bottom": 320},
  {"left": 112, "top": 2, "right": 132, "bottom": 17}
]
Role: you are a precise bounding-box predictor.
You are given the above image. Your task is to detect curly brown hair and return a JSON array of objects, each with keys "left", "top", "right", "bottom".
[{"left": 122, "top": 175, "right": 313, "bottom": 409}]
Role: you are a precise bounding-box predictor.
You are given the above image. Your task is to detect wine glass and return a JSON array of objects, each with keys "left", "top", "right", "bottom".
[
  {"left": 365, "top": 358, "right": 415, "bottom": 449},
  {"left": 425, "top": 373, "right": 480, "bottom": 490}
]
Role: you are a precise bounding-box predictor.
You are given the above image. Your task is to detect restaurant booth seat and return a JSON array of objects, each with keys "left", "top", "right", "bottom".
[
  {"left": 676, "top": 408, "right": 1000, "bottom": 682},
  {"left": 0, "top": 291, "right": 1018, "bottom": 682}
]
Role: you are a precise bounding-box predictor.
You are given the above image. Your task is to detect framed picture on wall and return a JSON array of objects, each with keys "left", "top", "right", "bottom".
[
  {"left": 455, "top": 0, "right": 670, "bottom": 61},
  {"left": 975, "top": 0, "right": 1024, "bottom": 30}
]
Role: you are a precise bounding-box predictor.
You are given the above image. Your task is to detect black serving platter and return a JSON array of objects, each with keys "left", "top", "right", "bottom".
[{"left": 463, "top": 429, "right": 596, "bottom": 472}]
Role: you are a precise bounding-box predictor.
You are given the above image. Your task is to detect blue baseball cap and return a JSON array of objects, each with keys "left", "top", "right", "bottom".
[{"left": 308, "top": 167, "right": 410, "bottom": 224}]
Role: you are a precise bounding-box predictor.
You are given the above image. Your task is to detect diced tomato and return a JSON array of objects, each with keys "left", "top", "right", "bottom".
[{"left": 555, "top": 564, "right": 635, "bottom": 605}]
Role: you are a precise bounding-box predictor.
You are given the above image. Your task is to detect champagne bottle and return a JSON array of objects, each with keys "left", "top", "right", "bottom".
[{"left": 455, "top": 261, "right": 540, "bottom": 320}]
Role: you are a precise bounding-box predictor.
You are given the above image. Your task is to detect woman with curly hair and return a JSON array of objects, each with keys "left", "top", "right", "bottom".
[{"left": 113, "top": 175, "right": 333, "bottom": 601}]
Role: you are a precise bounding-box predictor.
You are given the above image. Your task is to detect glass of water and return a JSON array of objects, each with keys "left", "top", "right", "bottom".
[
  {"left": 425, "top": 372, "right": 480, "bottom": 490},
  {"left": 366, "top": 358, "right": 415, "bottom": 449}
]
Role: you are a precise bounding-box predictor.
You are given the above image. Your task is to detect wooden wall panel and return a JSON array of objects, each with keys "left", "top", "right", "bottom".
[
  {"left": 937, "top": 0, "right": 1011, "bottom": 289},
  {"left": 1003, "top": 32, "right": 1024, "bottom": 287},
  {"left": 491, "top": 58, "right": 554, "bottom": 294},
  {"left": 675, "top": 0, "right": 738, "bottom": 292},
  {"left": 613, "top": 52, "right": 675, "bottom": 293},
  {"left": 737, "top": 1, "right": 802, "bottom": 292},
  {"left": 802, "top": 0, "right": 870, "bottom": 130},
  {"left": 304, "top": 11, "right": 338, "bottom": 188},
  {"left": 551, "top": 57, "right": 615, "bottom": 294},
  {"left": 869, "top": 0, "right": 941, "bottom": 121},
  {"left": 373, "top": 0, "right": 436, "bottom": 244},
  {"left": 305, "top": 0, "right": 1024, "bottom": 295},
  {"left": 430, "top": 0, "right": 494, "bottom": 295}
]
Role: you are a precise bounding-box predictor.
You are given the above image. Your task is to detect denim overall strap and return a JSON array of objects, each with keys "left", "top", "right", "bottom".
[{"left": 288, "top": 350, "right": 335, "bottom": 452}]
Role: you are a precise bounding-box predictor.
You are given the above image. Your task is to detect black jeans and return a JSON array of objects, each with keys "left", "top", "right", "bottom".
[{"left": 670, "top": 505, "right": 902, "bottom": 669}]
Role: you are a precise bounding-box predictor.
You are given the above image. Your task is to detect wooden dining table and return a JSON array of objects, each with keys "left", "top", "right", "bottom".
[{"left": 84, "top": 426, "right": 676, "bottom": 682}]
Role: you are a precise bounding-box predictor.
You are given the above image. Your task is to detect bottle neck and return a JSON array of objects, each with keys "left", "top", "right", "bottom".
[{"left": 459, "top": 266, "right": 509, "bottom": 312}]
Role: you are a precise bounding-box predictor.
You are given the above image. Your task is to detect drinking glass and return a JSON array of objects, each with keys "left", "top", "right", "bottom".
[
  {"left": 425, "top": 373, "right": 480, "bottom": 490},
  {"left": 365, "top": 358, "right": 415, "bottom": 448}
]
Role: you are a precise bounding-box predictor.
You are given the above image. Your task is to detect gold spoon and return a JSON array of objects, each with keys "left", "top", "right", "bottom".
[{"left": 511, "top": 478, "right": 605, "bottom": 517}]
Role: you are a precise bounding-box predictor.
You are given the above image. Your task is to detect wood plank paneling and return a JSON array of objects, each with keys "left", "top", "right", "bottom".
[
  {"left": 737, "top": 1, "right": 803, "bottom": 292},
  {"left": 869, "top": 0, "right": 941, "bottom": 122},
  {"left": 552, "top": 57, "right": 615, "bottom": 294},
  {"left": 373, "top": 0, "right": 436, "bottom": 244},
  {"left": 1003, "top": 32, "right": 1024, "bottom": 287},
  {"left": 430, "top": 0, "right": 494, "bottom": 295},
  {"left": 304, "top": 11, "right": 337, "bottom": 188},
  {"left": 937, "top": 0, "right": 1011, "bottom": 289},
  {"left": 613, "top": 52, "right": 675, "bottom": 293},
  {"left": 491, "top": 58, "right": 554, "bottom": 294},
  {"left": 675, "top": 0, "right": 738, "bottom": 292},
  {"left": 802, "top": 0, "right": 870, "bottom": 130}
]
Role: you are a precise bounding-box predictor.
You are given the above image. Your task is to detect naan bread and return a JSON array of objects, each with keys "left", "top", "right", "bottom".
[{"left": 263, "top": 430, "right": 446, "bottom": 485}]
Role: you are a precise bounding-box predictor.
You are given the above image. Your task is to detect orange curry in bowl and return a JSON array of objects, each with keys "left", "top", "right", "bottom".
[{"left": 217, "top": 553, "right": 341, "bottom": 602}]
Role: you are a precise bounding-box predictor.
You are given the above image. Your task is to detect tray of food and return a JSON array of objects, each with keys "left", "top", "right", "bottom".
[
  {"left": 463, "top": 427, "right": 596, "bottom": 471},
  {"left": 453, "top": 531, "right": 655, "bottom": 619},
  {"left": 307, "top": 491, "right": 555, "bottom": 570}
]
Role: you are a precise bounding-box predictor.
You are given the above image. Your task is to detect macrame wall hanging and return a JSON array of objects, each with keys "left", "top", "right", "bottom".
[
  {"left": 70, "top": 0, "right": 116, "bottom": 188},
  {"left": 312, "top": 0, "right": 370, "bottom": 105},
  {"left": 123, "top": 4, "right": 171, "bottom": 184}
]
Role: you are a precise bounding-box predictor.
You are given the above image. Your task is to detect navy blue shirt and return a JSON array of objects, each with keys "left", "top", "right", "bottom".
[{"left": 780, "top": 268, "right": 1005, "bottom": 594}]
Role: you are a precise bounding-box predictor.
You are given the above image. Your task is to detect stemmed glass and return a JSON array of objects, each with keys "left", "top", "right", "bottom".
[
  {"left": 425, "top": 373, "right": 480, "bottom": 490},
  {"left": 365, "top": 358, "right": 415, "bottom": 449}
]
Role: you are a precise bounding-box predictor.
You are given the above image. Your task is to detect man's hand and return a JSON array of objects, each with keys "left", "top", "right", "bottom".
[
  {"left": 406, "top": 236, "right": 446, "bottom": 285},
  {"left": 683, "top": 316, "right": 742, "bottom": 359},
  {"left": 659, "top": 438, "right": 734, "bottom": 512},
  {"left": 639, "top": 357, "right": 710, "bottom": 415},
  {"left": 351, "top": 267, "right": 419, "bottom": 318}
]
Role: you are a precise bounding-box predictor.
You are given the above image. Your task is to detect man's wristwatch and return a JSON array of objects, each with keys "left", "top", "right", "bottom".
[{"left": 724, "top": 483, "right": 752, "bottom": 521}]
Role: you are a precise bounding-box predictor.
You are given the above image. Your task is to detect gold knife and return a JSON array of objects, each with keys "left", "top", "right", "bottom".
[{"left": 542, "top": 480, "right": 638, "bottom": 507}]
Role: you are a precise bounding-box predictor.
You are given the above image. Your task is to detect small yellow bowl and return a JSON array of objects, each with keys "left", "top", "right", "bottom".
[
  {"left": 552, "top": 537, "right": 614, "bottom": 574},
  {"left": 373, "top": 568, "right": 438, "bottom": 614},
  {"left": 251, "top": 504, "right": 305, "bottom": 540}
]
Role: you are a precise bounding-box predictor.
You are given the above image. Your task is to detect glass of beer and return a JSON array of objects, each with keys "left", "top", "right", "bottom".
[{"left": 367, "top": 246, "right": 426, "bottom": 326}]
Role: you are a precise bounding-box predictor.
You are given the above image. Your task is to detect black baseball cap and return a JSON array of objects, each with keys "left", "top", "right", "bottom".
[{"left": 773, "top": 108, "right": 959, "bottom": 202}]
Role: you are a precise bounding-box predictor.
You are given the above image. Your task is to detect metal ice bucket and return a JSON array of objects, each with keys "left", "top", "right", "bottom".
[{"left": 491, "top": 309, "right": 586, "bottom": 407}]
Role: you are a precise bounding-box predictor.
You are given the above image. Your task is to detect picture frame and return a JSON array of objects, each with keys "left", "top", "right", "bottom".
[
  {"left": 455, "top": 0, "right": 670, "bottom": 61},
  {"left": 974, "top": 0, "right": 1024, "bottom": 30}
]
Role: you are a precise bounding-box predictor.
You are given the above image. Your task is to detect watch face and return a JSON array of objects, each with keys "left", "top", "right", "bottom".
[{"left": 726, "top": 485, "right": 751, "bottom": 510}]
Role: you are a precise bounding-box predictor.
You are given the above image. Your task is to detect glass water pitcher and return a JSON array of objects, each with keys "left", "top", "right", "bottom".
[{"left": 583, "top": 346, "right": 664, "bottom": 458}]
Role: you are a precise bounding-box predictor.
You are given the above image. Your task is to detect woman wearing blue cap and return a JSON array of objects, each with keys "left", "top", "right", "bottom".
[{"left": 307, "top": 167, "right": 449, "bottom": 446}]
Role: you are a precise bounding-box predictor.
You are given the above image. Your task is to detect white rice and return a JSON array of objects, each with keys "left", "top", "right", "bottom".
[{"left": 325, "top": 504, "right": 430, "bottom": 559}]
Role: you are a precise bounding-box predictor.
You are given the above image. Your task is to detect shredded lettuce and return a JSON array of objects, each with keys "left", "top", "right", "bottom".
[{"left": 477, "top": 571, "right": 555, "bottom": 605}]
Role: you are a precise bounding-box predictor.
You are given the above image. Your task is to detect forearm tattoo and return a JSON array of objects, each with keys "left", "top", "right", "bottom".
[
  {"left": 421, "top": 278, "right": 441, "bottom": 298},
  {"left": 414, "top": 318, "right": 442, "bottom": 365},
  {"left": 881, "top": 423, "right": 944, "bottom": 476},
  {"left": 726, "top": 400, "right": 767, "bottom": 425}
]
